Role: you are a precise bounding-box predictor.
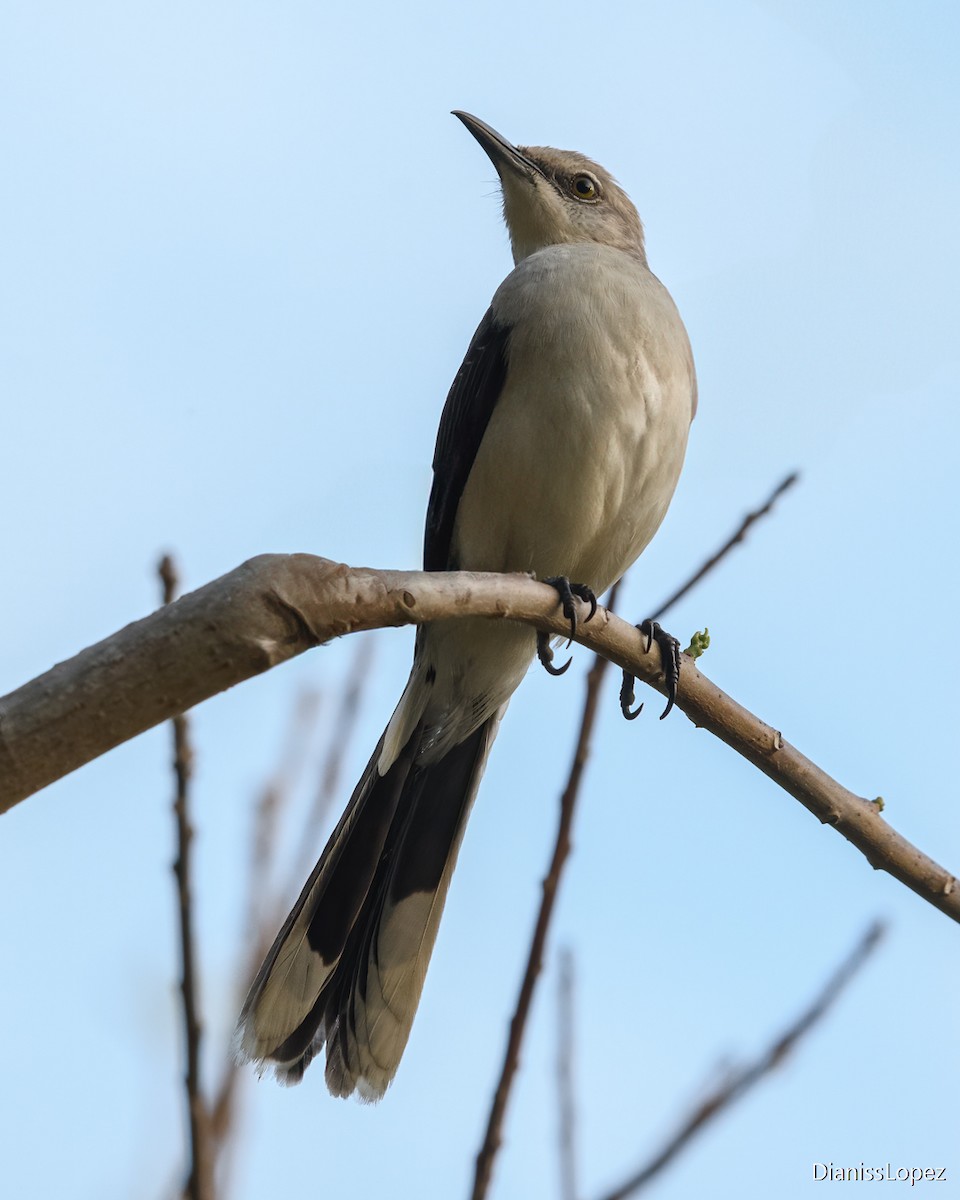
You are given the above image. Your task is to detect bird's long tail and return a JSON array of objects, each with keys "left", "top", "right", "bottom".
[{"left": 238, "top": 708, "right": 502, "bottom": 1100}]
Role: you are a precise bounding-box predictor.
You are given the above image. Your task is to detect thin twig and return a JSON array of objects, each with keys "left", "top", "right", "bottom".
[
  {"left": 557, "top": 947, "right": 579, "bottom": 1200},
  {"left": 471, "top": 584, "right": 620, "bottom": 1200},
  {"left": 293, "top": 633, "right": 375, "bottom": 885},
  {"left": 647, "top": 472, "right": 798, "bottom": 622},
  {"left": 211, "top": 638, "right": 374, "bottom": 1183},
  {"left": 472, "top": 473, "right": 805, "bottom": 1199},
  {"left": 246, "top": 688, "right": 324, "bottom": 945},
  {"left": 159, "top": 555, "right": 212, "bottom": 1200},
  {"left": 594, "top": 921, "right": 886, "bottom": 1200},
  {"left": 209, "top": 687, "right": 324, "bottom": 1184}
]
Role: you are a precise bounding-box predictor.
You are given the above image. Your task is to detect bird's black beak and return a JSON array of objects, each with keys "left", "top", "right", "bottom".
[{"left": 452, "top": 111, "right": 543, "bottom": 181}]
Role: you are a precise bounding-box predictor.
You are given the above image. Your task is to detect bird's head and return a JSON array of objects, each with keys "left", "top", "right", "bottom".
[{"left": 454, "top": 111, "right": 645, "bottom": 265}]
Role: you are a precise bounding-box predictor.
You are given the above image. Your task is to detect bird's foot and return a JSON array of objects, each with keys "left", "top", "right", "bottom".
[
  {"left": 537, "top": 630, "right": 571, "bottom": 676},
  {"left": 535, "top": 577, "right": 597, "bottom": 678},
  {"left": 543, "top": 577, "right": 597, "bottom": 644},
  {"left": 620, "top": 619, "right": 682, "bottom": 721}
]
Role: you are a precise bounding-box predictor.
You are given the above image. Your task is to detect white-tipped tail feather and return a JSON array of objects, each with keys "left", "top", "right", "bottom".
[{"left": 238, "top": 707, "right": 502, "bottom": 1098}]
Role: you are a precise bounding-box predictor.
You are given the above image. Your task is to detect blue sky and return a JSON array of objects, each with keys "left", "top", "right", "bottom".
[{"left": 1, "top": 2, "right": 958, "bottom": 1197}]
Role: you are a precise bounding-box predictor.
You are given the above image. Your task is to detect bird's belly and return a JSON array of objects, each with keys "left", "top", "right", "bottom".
[{"left": 453, "top": 368, "right": 689, "bottom": 594}]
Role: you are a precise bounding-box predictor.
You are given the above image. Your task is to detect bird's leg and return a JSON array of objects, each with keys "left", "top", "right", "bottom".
[
  {"left": 535, "top": 577, "right": 598, "bottom": 678},
  {"left": 620, "top": 619, "right": 682, "bottom": 721}
]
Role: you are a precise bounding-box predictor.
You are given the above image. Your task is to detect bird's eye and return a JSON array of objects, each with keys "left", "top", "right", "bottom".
[{"left": 570, "top": 174, "right": 599, "bottom": 201}]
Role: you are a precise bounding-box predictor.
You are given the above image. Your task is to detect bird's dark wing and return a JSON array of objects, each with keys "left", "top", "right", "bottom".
[{"left": 423, "top": 307, "right": 511, "bottom": 571}]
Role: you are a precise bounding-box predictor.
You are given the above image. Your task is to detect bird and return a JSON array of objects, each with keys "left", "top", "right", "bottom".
[{"left": 238, "top": 111, "right": 697, "bottom": 1100}]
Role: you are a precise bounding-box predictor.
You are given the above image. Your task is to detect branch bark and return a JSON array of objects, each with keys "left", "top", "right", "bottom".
[{"left": 0, "top": 554, "right": 957, "bottom": 924}]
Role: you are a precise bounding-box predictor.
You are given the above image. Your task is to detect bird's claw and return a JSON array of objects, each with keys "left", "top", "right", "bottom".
[
  {"left": 619, "top": 620, "right": 682, "bottom": 721},
  {"left": 620, "top": 672, "right": 643, "bottom": 720},
  {"left": 641, "top": 619, "right": 681, "bottom": 719},
  {"left": 543, "top": 576, "right": 597, "bottom": 645},
  {"left": 536, "top": 577, "right": 596, "bottom": 678},
  {"left": 537, "top": 630, "right": 571, "bottom": 676}
]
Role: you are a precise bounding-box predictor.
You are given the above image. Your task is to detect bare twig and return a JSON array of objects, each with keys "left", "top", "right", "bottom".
[
  {"left": 159, "top": 555, "right": 212, "bottom": 1200},
  {"left": 471, "top": 583, "right": 622, "bottom": 1200},
  {"left": 473, "top": 477, "right": 805, "bottom": 1198},
  {"left": 647, "top": 472, "right": 799, "bottom": 622},
  {"left": 245, "top": 688, "right": 324, "bottom": 944},
  {"left": 207, "top": 687, "right": 324, "bottom": 1192},
  {"left": 211, "top": 637, "right": 374, "bottom": 1183},
  {"left": 594, "top": 921, "right": 886, "bottom": 1200},
  {"left": 2, "top": 556, "right": 957, "bottom": 924},
  {"left": 557, "top": 947, "right": 579, "bottom": 1200},
  {"left": 293, "top": 633, "right": 375, "bottom": 884}
]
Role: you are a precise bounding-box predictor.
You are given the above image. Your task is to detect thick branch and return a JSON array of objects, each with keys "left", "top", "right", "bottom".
[
  {"left": 0, "top": 555, "right": 627, "bottom": 808},
  {"left": 0, "top": 555, "right": 956, "bottom": 925}
]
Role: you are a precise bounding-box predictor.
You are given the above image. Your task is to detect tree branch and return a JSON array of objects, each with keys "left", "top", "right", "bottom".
[
  {"left": 472, "top": 473, "right": 804, "bottom": 1198},
  {"left": 293, "top": 634, "right": 375, "bottom": 885},
  {"left": 159, "top": 555, "right": 212, "bottom": 1200},
  {"left": 471, "top": 607, "right": 616, "bottom": 1200},
  {"left": 209, "top": 687, "right": 325, "bottom": 1194},
  {"left": 557, "top": 947, "right": 580, "bottom": 1200},
  {"left": 0, "top": 555, "right": 956, "bottom": 924},
  {"left": 594, "top": 921, "right": 886, "bottom": 1200},
  {"left": 646, "top": 472, "right": 798, "bottom": 621}
]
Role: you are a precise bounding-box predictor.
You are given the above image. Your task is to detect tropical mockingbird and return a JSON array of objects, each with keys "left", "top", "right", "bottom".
[{"left": 239, "top": 111, "right": 697, "bottom": 1099}]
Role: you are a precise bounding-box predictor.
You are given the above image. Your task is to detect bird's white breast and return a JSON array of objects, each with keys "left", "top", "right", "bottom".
[
  {"left": 383, "top": 243, "right": 696, "bottom": 768},
  {"left": 453, "top": 243, "right": 695, "bottom": 594}
]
